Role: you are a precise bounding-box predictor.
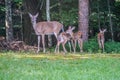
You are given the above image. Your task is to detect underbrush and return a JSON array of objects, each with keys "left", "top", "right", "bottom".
[
  {"left": 42, "top": 39, "right": 120, "bottom": 54},
  {"left": 56, "top": 39, "right": 120, "bottom": 54},
  {"left": 0, "top": 39, "right": 119, "bottom": 54},
  {"left": 84, "top": 39, "right": 120, "bottom": 53}
]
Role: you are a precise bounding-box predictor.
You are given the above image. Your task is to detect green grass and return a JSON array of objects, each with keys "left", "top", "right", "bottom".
[{"left": 0, "top": 52, "right": 120, "bottom": 80}]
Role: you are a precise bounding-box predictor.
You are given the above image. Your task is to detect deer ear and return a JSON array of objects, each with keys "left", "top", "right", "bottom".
[
  {"left": 103, "top": 29, "right": 106, "bottom": 32},
  {"left": 99, "top": 29, "right": 102, "bottom": 33},
  {"left": 68, "top": 26, "right": 72, "bottom": 29},
  {"left": 72, "top": 27, "right": 75, "bottom": 31},
  {"left": 28, "top": 12, "right": 32, "bottom": 18},
  {"left": 35, "top": 13, "right": 39, "bottom": 18}
]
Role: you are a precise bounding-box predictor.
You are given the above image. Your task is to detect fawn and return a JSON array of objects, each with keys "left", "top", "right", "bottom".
[
  {"left": 54, "top": 27, "right": 75, "bottom": 53},
  {"left": 66, "top": 26, "right": 83, "bottom": 53},
  {"left": 97, "top": 29, "right": 106, "bottom": 52}
]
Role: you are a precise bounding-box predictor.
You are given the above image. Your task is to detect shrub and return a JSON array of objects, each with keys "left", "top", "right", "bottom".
[
  {"left": 83, "top": 39, "right": 120, "bottom": 53},
  {"left": 105, "top": 41, "right": 120, "bottom": 53},
  {"left": 83, "top": 39, "right": 99, "bottom": 53},
  {"left": 51, "top": 39, "right": 120, "bottom": 53}
]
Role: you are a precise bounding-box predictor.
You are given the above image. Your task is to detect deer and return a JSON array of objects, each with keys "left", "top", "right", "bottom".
[
  {"left": 97, "top": 29, "right": 106, "bottom": 52},
  {"left": 28, "top": 13, "right": 64, "bottom": 53},
  {"left": 66, "top": 26, "right": 83, "bottom": 53},
  {"left": 54, "top": 31, "right": 72, "bottom": 53}
]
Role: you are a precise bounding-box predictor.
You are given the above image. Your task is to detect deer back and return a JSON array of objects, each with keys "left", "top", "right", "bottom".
[
  {"left": 57, "top": 32, "right": 71, "bottom": 42},
  {"left": 72, "top": 31, "right": 82, "bottom": 40},
  {"left": 35, "top": 21, "right": 63, "bottom": 35},
  {"left": 98, "top": 33, "right": 104, "bottom": 40},
  {"left": 98, "top": 29, "right": 106, "bottom": 40}
]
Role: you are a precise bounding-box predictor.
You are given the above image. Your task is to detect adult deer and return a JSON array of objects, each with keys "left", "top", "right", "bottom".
[
  {"left": 66, "top": 26, "right": 83, "bottom": 53},
  {"left": 28, "top": 13, "right": 64, "bottom": 53},
  {"left": 54, "top": 27, "right": 75, "bottom": 53},
  {"left": 97, "top": 29, "right": 106, "bottom": 52}
]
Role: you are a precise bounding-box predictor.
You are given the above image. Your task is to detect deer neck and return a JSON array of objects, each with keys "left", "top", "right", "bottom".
[
  {"left": 32, "top": 21, "right": 38, "bottom": 35},
  {"left": 32, "top": 20, "right": 36, "bottom": 29}
]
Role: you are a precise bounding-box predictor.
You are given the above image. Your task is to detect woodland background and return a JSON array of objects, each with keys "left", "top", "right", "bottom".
[{"left": 0, "top": 0, "right": 120, "bottom": 53}]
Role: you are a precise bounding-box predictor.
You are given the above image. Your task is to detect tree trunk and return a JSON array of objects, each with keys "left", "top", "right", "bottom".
[
  {"left": 107, "top": 0, "right": 114, "bottom": 41},
  {"left": 78, "top": 0, "right": 89, "bottom": 41},
  {"left": 97, "top": 0, "right": 100, "bottom": 29},
  {"left": 5, "top": 0, "right": 14, "bottom": 42},
  {"left": 46, "top": 0, "right": 52, "bottom": 47}
]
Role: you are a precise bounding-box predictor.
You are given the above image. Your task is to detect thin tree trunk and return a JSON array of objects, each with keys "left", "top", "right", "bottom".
[
  {"left": 107, "top": 0, "right": 114, "bottom": 41},
  {"left": 103, "top": 11, "right": 106, "bottom": 27},
  {"left": 58, "top": 0, "right": 63, "bottom": 21},
  {"left": 5, "top": 0, "right": 14, "bottom": 42},
  {"left": 78, "top": 0, "right": 89, "bottom": 41},
  {"left": 97, "top": 0, "right": 100, "bottom": 29},
  {"left": 46, "top": 0, "right": 52, "bottom": 47}
]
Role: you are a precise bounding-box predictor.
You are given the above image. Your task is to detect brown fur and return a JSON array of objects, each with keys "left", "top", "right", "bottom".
[{"left": 29, "top": 13, "right": 63, "bottom": 53}]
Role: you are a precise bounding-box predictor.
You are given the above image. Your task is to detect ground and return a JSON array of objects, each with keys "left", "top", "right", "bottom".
[{"left": 0, "top": 52, "right": 120, "bottom": 80}]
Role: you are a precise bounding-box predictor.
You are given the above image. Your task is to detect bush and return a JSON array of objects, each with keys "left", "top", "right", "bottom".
[
  {"left": 105, "top": 41, "right": 120, "bottom": 53},
  {"left": 83, "top": 39, "right": 120, "bottom": 53},
  {"left": 83, "top": 39, "right": 99, "bottom": 53},
  {"left": 51, "top": 39, "right": 120, "bottom": 53}
]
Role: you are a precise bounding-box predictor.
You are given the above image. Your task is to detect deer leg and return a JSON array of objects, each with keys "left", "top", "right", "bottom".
[
  {"left": 101, "top": 40, "right": 105, "bottom": 52},
  {"left": 58, "top": 42, "right": 61, "bottom": 53},
  {"left": 54, "top": 33, "right": 59, "bottom": 53},
  {"left": 73, "top": 40, "right": 77, "bottom": 53},
  {"left": 78, "top": 39, "right": 83, "bottom": 52},
  {"left": 62, "top": 40, "right": 67, "bottom": 53},
  {"left": 71, "top": 40, "right": 74, "bottom": 53},
  {"left": 42, "top": 35, "right": 45, "bottom": 53},
  {"left": 54, "top": 44, "right": 57, "bottom": 53},
  {"left": 37, "top": 36, "right": 40, "bottom": 53},
  {"left": 68, "top": 41, "right": 71, "bottom": 52},
  {"left": 54, "top": 32, "right": 58, "bottom": 39},
  {"left": 55, "top": 42, "right": 60, "bottom": 53},
  {"left": 71, "top": 40, "right": 76, "bottom": 53},
  {"left": 98, "top": 39, "right": 102, "bottom": 49}
]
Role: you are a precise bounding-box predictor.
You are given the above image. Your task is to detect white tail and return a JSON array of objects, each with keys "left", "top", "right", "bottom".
[
  {"left": 66, "top": 26, "right": 83, "bottom": 53},
  {"left": 97, "top": 29, "right": 106, "bottom": 52},
  {"left": 29, "top": 13, "right": 64, "bottom": 53}
]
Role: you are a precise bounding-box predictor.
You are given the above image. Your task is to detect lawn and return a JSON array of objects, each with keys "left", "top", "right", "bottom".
[{"left": 0, "top": 52, "right": 120, "bottom": 80}]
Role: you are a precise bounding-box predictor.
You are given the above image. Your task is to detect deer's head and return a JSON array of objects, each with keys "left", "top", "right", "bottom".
[
  {"left": 99, "top": 29, "right": 106, "bottom": 34},
  {"left": 28, "top": 13, "right": 39, "bottom": 24},
  {"left": 66, "top": 26, "right": 75, "bottom": 36}
]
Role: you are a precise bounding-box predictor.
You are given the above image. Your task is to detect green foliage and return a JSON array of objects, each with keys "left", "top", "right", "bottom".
[
  {"left": 50, "top": 9, "right": 78, "bottom": 27},
  {"left": 60, "top": 9, "right": 78, "bottom": 27},
  {"left": 13, "top": 0, "right": 22, "bottom": 3},
  {"left": 13, "top": 0, "right": 22, "bottom": 7},
  {"left": 83, "top": 39, "right": 120, "bottom": 53},
  {"left": 0, "top": 6, "right": 5, "bottom": 11},
  {"left": 42, "top": 0, "right": 78, "bottom": 27},
  {"left": 50, "top": 39, "right": 120, "bottom": 53},
  {"left": 84, "top": 39, "right": 99, "bottom": 53},
  {"left": 105, "top": 41, "right": 120, "bottom": 53}
]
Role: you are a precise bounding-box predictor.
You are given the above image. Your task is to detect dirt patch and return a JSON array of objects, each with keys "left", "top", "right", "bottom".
[{"left": 0, "top": 38, "right": 37, "bottom": 52}]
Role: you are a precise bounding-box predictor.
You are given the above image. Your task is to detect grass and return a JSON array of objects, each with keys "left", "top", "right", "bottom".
[{"left": 0, "top": 52, "right": 120, "bottom": 80}]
